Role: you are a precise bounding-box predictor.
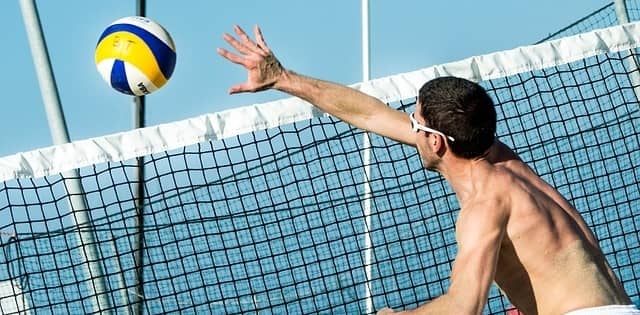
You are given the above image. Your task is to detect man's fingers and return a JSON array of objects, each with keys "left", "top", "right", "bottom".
[
  {"left": 254, "top": 25, "right": 270, "bottom": 54},
  {"left": 233, "top": 24, "right": 247, "bottom": 36},
  {"left": 223, "top": 33, "right": 252, "bottom": 56},
  {"left": 221, "top": 24, "right": 277, "bottom": 95},
  {"left": 217, "top": 48, "right": 245, "bottom": 66},
  {"left": 228, "top": 83, "right": 253, "bottom": 94},
  {"left": 234, "top": 24, "right": 263, "bottom": 55}
]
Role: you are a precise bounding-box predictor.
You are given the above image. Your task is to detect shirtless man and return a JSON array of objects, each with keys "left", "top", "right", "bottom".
[{"left": 218, "top": 25, "right": 638, "bottom": 315}]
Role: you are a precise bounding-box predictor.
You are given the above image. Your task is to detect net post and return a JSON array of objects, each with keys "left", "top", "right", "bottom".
[
  {"left": 614, "top": 0, "right": 631, "bottom": 24},
  {"left": 132, "top": 2, "right": 147, "bottom": 315},
  {"left": 109, "top": 231, "right": 135, "bottom": 314},
  {"left": 18, "top": 0, "right": 113, "bottom": 313},
  {"left": 361, "top": 0, "right": 375, "bottom": 314},
  {"left": 614, "top": 0, "right": 640, "bottom": 102}
]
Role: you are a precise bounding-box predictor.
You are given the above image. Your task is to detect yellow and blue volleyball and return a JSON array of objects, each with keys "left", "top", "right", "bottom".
[{"left": 95, "top": 16, "right": 176, "bottom": 96}]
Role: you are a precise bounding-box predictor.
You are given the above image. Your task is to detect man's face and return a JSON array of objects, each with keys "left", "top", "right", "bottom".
[{"left": 413, "top": 103, "right": 440, "bottom": 171}]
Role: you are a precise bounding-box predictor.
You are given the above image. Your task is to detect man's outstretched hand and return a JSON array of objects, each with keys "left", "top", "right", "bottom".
[{"left": 217, "top": 25, "right": 285, "bottom": 94}]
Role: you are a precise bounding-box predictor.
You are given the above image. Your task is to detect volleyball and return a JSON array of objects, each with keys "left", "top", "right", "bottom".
[{"left": 95, "top": 16, "right": 176, "bottom": 96}]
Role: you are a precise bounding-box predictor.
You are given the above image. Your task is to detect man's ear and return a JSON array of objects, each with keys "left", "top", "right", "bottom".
[{"left": 432, "top": 134, "right": 447, "bottom": 157}]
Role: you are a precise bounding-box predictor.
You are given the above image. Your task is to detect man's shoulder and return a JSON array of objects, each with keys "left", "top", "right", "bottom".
[
  {"left": 481, "top": 164, "right": 522, "bottom": 195},
  {"left": 465, "top": 172, "right": 513, "bottom": 213},
  {"left": 460, "top": 166, "right": 521, "bottom": 221}
]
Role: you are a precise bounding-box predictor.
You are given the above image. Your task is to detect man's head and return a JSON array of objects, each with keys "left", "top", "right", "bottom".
[{"left": 416, "top": 76, "right": 496, "bottom": 162}]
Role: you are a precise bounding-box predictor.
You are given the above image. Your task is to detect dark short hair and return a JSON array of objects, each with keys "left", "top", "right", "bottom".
[{"left": 418, "top": 77, "right": 496, "bottom": 159}]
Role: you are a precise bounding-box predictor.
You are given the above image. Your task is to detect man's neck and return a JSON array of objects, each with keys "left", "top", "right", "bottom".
[{"left": 438, "top": 154, "right": 491, "bottom": 206}]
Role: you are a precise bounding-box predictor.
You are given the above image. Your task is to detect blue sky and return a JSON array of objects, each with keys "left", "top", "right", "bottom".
[{"left": 0, "top": 0, "right": 610, "bottom": 158}]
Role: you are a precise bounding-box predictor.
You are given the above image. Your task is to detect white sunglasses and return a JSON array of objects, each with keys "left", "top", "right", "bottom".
[{"left": 410, "top": 112, "right": 455, "bottom": 142}]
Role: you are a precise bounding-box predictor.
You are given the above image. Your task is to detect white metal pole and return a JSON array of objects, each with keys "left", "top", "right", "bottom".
[
  {"left": 362, "top": 0, "right": 371, "bottom": 82},
  {"left": 361, "top": 0, "right": 374, "bottom": 314},
  {"left": 18, "top": 0, "right": 113, "bottom": 313},
  {"left": 614, "top": 0, "right": 630, "bottom": 23}
]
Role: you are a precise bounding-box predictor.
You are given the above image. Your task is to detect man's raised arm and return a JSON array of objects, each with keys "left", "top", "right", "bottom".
[{"left": 217, "top": 24, "right": 416, "bottom": 146}]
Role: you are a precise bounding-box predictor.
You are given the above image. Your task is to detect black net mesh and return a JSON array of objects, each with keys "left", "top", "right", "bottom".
[
  {"left": 536, "top": 0, "right": 640, "bottom": 44},
  {"left": 2, "top": 4, "right": 640, "bottom": 315}
]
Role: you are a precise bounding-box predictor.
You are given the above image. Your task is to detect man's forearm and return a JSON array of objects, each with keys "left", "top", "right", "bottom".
[{"left": 273, "top": 69, "right": 388, "bottom": 132}]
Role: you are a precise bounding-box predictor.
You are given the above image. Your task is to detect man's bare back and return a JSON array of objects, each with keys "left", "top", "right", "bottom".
[{"left": 480, "top": 141, "right": 631, "bottom": 314}]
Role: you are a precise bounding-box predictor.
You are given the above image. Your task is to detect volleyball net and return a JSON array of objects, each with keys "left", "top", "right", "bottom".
[
  {"left": 1, "top": 21, "right": 640, "bottom": 315},
  {"left": 535, "top": 0, "right": 640, "bottom": 43}
]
